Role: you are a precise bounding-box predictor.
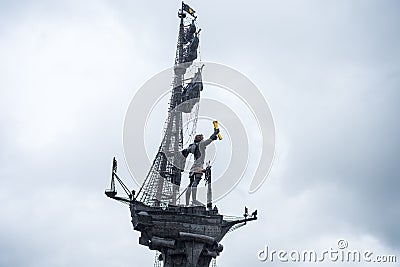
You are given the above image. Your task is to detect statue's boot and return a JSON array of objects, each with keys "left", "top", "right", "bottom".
[
  {"left": 185, "top": 187, "right": 191, "bottom": 206},
  {"left": 191, "top": 187, "right": 204, "bottom": 206},
  {"left": 192, "top": 187, "right": 197, "bottom": 203}
]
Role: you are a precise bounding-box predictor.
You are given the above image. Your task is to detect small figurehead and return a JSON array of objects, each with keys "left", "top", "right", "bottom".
[{"left": 181, "top": 127, "right": 220, "bottom": 206}]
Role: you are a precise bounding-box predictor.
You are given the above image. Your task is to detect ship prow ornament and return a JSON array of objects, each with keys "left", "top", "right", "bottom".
[{"left": 105, "top": 3, "right": 257, "bottom": 266}]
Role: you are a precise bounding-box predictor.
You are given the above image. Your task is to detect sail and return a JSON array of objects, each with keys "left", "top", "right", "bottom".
[
  {"left": 184, "top": 21, "right": 199, "bottom": 63},
  {"left": 184, "top": 21, "right": 196, "bottom": 44},
  {"left": 180, "top": 67, "right": 203, "bottom": 113}
]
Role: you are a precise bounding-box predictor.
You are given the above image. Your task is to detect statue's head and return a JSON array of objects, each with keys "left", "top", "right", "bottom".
[{"left": 194, "top": 134, "right": 204, "bottom": 143}]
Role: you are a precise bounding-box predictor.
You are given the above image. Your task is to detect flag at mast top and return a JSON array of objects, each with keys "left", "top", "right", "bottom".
[{"left": 182, "top": 2, "right": 196, "bottom": 17}]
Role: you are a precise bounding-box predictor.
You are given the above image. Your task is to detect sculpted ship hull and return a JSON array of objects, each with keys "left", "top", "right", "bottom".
[
  {"left": 130, "top": 200, "right": 255, "bottom": 267},
  {"left": 133, "top": 201, "right": 224, "bottom": 267}
]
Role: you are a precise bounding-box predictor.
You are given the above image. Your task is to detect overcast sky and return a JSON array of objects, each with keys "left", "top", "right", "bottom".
[{"left": 0, "top": 0, "right": 399, "bottom": 266}]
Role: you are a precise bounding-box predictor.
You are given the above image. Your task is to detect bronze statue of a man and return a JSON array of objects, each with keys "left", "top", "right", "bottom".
[{"left": 181, "top": 128, "right": 220, "bottom": 205}]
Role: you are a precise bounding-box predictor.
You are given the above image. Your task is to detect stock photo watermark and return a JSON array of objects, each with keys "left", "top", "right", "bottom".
[
  {"left": 123, "top": 62, "right": 276, "bottom": 202},
  {"left": 258, "top": 240, "right": 397, "bottom": 264}
]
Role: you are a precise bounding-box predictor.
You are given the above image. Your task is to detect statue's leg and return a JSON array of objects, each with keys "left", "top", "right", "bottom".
[
  {"left": 192, "top": 187, "right": 197, "bottom": 202},
  {"left": 191, "top": 173, "right": 202, "bottom": 202},
  {"left": 186, "top": 174, "right": 194, "bottom": 206},
  {"left": 185, "top": 188, "right": 191, "bottom": 206}
]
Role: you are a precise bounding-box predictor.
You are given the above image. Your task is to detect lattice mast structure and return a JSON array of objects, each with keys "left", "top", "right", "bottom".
[{"left": 137, "top": 8, "right": 190, "bottom": 207}]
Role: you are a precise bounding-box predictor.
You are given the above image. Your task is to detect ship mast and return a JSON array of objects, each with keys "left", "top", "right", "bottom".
[
  {"left": 137, "top": 2, "right": 198, "bottom": 207},
  {"left": 154, "top": 9, "right": 186, "bottom": 205}
]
